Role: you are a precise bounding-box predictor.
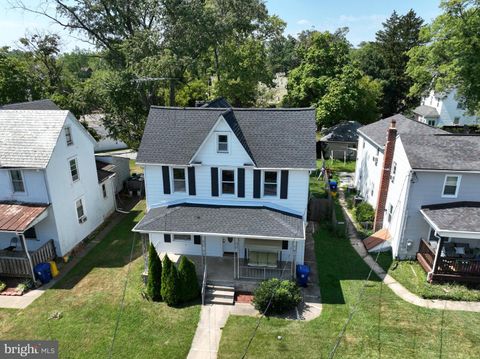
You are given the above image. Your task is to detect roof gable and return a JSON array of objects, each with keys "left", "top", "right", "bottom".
[{"left": 0, "top": 99, "right": 60, "bottom": 110}]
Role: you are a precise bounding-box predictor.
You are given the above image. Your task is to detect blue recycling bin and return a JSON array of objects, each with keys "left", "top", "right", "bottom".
[
  {"left": 296, "top": 264, "right": 310, "bottom": 287},
  {"left": 329, "top": 180, "right": 338, "bottom": 191},
  {"left": 34, "top": 262, "right": 52, "bottom": 284}
]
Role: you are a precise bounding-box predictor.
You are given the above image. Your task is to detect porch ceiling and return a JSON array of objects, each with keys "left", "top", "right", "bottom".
[
  {"left": 133, "top": 203, "right": 305, "bottom": 239},
  {"left": 421, "top": 202, "right": 480, "bottom": 238},
  {"left": 0, "top": 202, "right": 49, "bottom": 233}
]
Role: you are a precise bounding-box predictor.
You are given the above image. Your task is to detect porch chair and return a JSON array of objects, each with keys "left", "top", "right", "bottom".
[{"left": 3, "top": 237, "right": 19, "bottom": 252}]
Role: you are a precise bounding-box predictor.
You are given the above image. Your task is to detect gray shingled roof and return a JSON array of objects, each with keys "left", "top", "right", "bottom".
[
  {"left": 137, "top": 107, "right": 317, "bottom": 169},
  {"left": 421, "top": 202, "right": 480, "bottom": 233},
  {"left": 202, "top": 97, "right": 231, "bottom": 108},
  {"left": 413, "top": 105, "right": 439, "bottom": 118},
  {"left": 321, "top": 121, "right": 362, "bottom": 142},
  {"left": 0, "top": 99, "right": 60, "bottom": 110},
  {"left": 134, "top": 203, "right": 304, "bottom": 239},
  {"left": 81, "top": 114, "right": 109, "bottom": 138},
  {"left": 358, "top": 114, "right": 446, "bottom": 149},
  {"left": 0, "top": 110, "right": 69, "bottom": 168},
  {"left": 401, "top": 134, "right": 480, "bottom": 171}
]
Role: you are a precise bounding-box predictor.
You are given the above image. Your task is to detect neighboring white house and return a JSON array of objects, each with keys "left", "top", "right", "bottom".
[
  {"left": 413, "top": 89, "right": 479, "bottom": 127},
  {"left": 355, "top": 114, "right": 480, "bottom": 283},
  {"left": 81, "top": 113, "right": 128, "bottom": 153},
  {"left": 0, "top": 100, "right": 116, "bottom": 279},
  {"left": 133, "top": 99, "right": 316, "bottom": 293}
]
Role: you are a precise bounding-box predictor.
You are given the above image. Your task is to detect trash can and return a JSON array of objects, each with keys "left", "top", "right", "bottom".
[
  {"left": 296, "top": 264, "right": 311, "bottom": 287},
  {"left": 329, "top": 180, "right": 338, "bottom": 191},
  {"left": 34, "top": 262, "right": 52, "bottom": 284}
]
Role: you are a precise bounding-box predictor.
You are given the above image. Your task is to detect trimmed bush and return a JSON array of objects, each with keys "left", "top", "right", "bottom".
[
  {"left": 0, "top": 280, "right": 6, "bottom": 293},
  {"left": 354, "top": 202, "right": 375, "bottom": 223},
  {"left": 253, "top": 279, "right": 302, "bottom": 315},
  {"left": 161, "top": 255, "right": 180, "bottom": 306},
  {"left": 178, "top": 256, "right": 200, "bottom": 303},
  {"left": 146, "top": 243, "right": 162, "bottom": 301}
]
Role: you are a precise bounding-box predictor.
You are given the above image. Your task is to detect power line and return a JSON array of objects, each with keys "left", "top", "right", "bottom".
[{"left": 108, "top": 231, "right": 137, "bottom": 358}]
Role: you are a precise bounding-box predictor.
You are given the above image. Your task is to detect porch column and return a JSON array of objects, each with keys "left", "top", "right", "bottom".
[
  {"left": 18, "top": 232, "right": 35, "bottom": 281},
  {"left": 291, "top": 240, "right": 297, "bottom": 278},
  {"left": 430, "top": 235, "right": 444, "bottom": 277}
]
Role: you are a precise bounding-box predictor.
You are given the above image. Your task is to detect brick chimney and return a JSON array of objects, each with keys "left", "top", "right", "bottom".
[{"left": 373, "top": 120, "right": 397, "bottom": 231}]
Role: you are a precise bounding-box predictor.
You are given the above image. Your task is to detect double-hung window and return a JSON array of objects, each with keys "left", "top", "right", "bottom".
[
  {"left": 70, "top": 158, "right": 79, "bottom": 182},
  {"left": 221, "top": 169, "right": 235, "bottom": 195},
  {"left": 76, "top": 199, "right": 86, "bottom": 223},
  {"left": 263, "top": 171, "right": 278, "bottom": 196},
  {"left": 102, "top": 183, "right": 107, "bottom": 198},
  {"left": 390, "top": 162, "right": 397, "bottom": 183},
  {"left": 217, "top": 134, "right": 228, "bottom": 153},
  {"left": 10, "top": 170, "right": 25, "bottom": 193},
  {"left": 442, "top": 175, "right": 461, "bottom": 197},
  {"left": 172, "top": 168, "right": 186, "bottom": 192},
  {"left": 387, "top": 204, "right": 393, "bottom": 223},
  {"left": 65, "top": 126, "right": 73, "bottom": 146},
  {"left": 173, "top": 234, "right": 191, "bottom": 241}
]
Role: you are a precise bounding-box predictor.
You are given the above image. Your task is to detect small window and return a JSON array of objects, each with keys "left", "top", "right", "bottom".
[
  {"left": 24, "top": 226, "right": 37, "bottom": 239},
  {"left": 442, "top": 175, "right": 460, "bottom": 197},
  {"left": 391, "top": 162, "right": 397, "bottom": 183},
  {"left": 282, "top": 240, "right": 289, "bottom": 250},
  {"left": 456, "top": 102, "right": 465, "bottom": 110},
  {"left": 372, "top": 156, "right": 378, "bottom": 166},
  {"left": 387, "top": 204, "right": 393, "bottom": 223},
  {"left": 172, "top": 168, "right": 186, "bottom": 192},
  {"left": 70, "top": 158, "right": 79, "bottom": 182},
  {"left": 217, "top": 134, "right": 228, "bottom": 153},
  {"left": 65, "top": 126, "right": 73, "bottom": 146},
  {"left": 221, "top": 169, "right": 235, "bottom": 195},
  {"left": 173, "top": 234, "right": 191, "bottom": 241},
  {"left": 453, "top": 117, "right": 460, "bottom": 125},
  {"left": 76, "top": 199, "right": 86, "bottom": 223},
  {"left": 10, "top": 170, "right": 25, "bottom": 193},
  {"left": 263, "top": 171, "right": 278, "bottom": 196},
  {"left": 428, "top": 119, "right": 436, "bottom": 126},
  {"left": 102, "top": 183, "right": 107, "bottom": 198}
]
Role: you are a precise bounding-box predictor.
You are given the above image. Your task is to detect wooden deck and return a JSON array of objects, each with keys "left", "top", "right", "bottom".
[
  {"left": 0, "top": 240, "right": 56, "bottom": 277},
  {"left": 417, "top": 239, "right": 480, "bottom": 283}
]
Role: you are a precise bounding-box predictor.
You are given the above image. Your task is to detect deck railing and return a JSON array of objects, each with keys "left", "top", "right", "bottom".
[
  {"left": 417, "top": 238, "right": 435, "bottom": 269},
  {"left": 201, "top": 260, "right": 207, "bottom": 306},
  {"left": 0, "top": 239, "right": 56, "bottom": 277},
  {"left": 238, "top": 262, "right": 292, "bottom": 280}
]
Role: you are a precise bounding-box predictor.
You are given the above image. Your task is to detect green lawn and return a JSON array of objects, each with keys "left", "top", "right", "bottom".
[
  {"left": 318, "top": 159, "right": 356, "bottom": 173},
  {"left": 378, "top": 253, "right": 480, "bottom": 302},
  {"left": 309, "top": 175, "right": 327, "bottom": 199},
  {"left": 0, "top": 202, "right": 200, "bottom": 359},
  {"left": 217, "top": 226, "right": 480, "bottom": 358}
]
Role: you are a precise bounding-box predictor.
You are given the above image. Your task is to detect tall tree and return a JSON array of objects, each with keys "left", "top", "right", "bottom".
[
  {"left": 407, "top": 0, "right": 480, "bottom": 115},
  {"left": 375, "top": 10, "right": 424, "bottom": 116}
]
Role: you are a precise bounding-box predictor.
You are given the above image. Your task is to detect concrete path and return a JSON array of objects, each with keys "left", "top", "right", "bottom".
[
  {"left": 0, "top": 200, "right": 137, "bottom": 309},
  {"left": 187, "top": 304, "right": 233, "bottom": 359},
  {"left": 338, "top": 191, "right": 480, "bottom": 313}
]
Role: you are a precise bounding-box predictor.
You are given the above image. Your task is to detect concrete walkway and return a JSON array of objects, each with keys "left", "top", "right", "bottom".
[
  {"left": 0, "top": 200, "right": 137, "bottom": 309},
  {"left": 338, "top": 191, "right": 480, "bottom": 313}
]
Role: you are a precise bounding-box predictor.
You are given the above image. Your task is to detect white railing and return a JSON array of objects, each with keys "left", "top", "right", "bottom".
[
  {"left": 201, "top": 260, "right": 208, "bottom": 305},
  {"left": 238, "top": 263, "right": 292, "bottom": 280}
]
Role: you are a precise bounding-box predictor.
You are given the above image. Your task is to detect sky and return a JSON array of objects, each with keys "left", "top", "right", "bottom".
[{"left": 0, "top": 0, "right": 444, "bottom": 52}]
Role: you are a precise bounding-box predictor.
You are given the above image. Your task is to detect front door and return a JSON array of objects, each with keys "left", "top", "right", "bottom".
[{"left": 222, "top": 237, "right": 236, "bottom": 255}]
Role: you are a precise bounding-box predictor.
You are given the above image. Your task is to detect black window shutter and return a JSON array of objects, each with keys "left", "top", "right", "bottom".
[
  {"left": 280, "top": 170, "right": 289, "bottom": 199},
  {"left": 282, "top": 240, "right": 289, "bottom": 250},
  {"left": 194, "top": 235, "right": 201, "bottom": 245},
  {"left": 238, "top": 168, "right": 245, "bottom": 198},
  {"left": 211, "top": 167, "right": 219, "bottom": 197},
  {"left": 188, "top": 167, "right": 196, "bottom": 195},
  {"left": 164, "top": 234, "right": 171, "bottom": 243},
  {"left": 253, "top": 170, "right": 261, "bottom": 198},
  {"left": 162, "top": 166, "right": 171, "bottom": 194}
]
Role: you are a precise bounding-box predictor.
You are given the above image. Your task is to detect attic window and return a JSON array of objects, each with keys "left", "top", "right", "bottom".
[
  {"left": 65, "top": 126, "right": 73, "bottom": 146},
  {"left": 217, "top": 134, "right": 228, "bottom": 153}
]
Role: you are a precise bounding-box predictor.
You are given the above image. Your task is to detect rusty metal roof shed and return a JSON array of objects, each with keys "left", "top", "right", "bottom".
[{"left": 0, "top": 202, "right": 49, "bottom": 233}]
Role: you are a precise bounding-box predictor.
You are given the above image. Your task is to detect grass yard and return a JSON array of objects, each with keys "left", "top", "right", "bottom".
[
  {"left": 318, "top": 158, "right": 356, "bottom": 173},
  {"left": 378, "top": 253, "right": 480, "bottom": 302},
  {"left": 309, "top": 174, "right": 327, "bottom": 199},
  {"left": 0, "top": 202, "right": 200, "bottom": 359},
  {"left": 217, "top": 226, "right": 480, "bottom": 359}
]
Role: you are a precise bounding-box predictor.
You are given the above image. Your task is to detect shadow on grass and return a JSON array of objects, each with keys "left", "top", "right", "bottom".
[
  {"left": 314, "top": 225, "right": 382, "bottom": 304},
  {"left": 54, "top": 209, "right": 144, "bottom": 290}
]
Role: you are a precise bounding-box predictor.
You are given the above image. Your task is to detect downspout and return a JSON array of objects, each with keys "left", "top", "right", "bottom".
[
  {"left": 19, "top": 232, "right": 36, "bottom": 281},
  {"left": 397, "top": 170, "right": 413, "bottom": 258}
]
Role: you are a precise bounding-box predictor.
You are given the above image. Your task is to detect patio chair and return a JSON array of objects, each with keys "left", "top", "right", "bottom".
[{"left": 3, "top": 237, "right": 18, "bottom": 251}]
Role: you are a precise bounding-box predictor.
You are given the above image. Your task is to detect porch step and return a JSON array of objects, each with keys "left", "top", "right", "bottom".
[{"left": 205, "top": 283, "right": 235, "bottom": 305}]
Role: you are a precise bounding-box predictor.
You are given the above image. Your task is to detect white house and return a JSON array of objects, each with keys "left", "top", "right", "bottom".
[
  {"left": 355, "top": 114, "right": 480, "bottom": 283},
  {"left": 413, "top": 89, "right": 479, "bottom": 127},
  {"left": 81, "top": 113, "right": 129, "bottom": 153},
  {"left": 0, "top": 100, "right": 116, "bottom": 280},
  {"left": 133, "top": 99, "right": 316, "bottom": 296}
]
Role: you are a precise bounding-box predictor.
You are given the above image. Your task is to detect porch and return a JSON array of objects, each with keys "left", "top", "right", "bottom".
[{"left": 417, "top": 202, "right": 480, "bottom": 283}]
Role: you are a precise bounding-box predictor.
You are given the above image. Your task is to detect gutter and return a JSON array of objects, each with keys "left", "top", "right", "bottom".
[{"left": 397, "top": 170, "right": 413, "bottom": 257}]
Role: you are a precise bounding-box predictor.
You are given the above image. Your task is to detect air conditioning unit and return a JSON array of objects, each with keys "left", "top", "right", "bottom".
[{"left": 79, "top": 216, "right": 87, "bottom": 224}]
